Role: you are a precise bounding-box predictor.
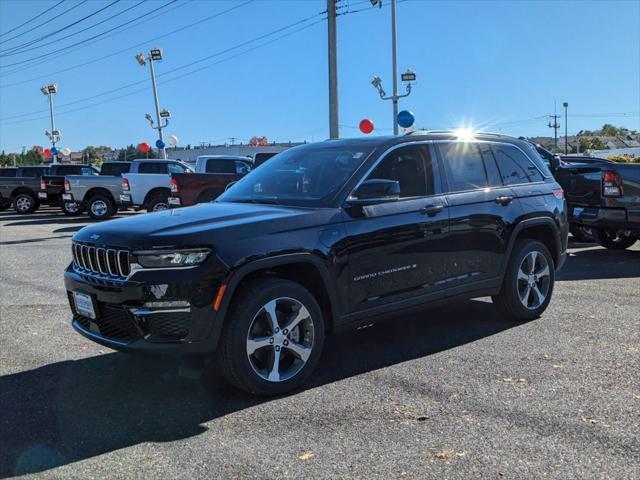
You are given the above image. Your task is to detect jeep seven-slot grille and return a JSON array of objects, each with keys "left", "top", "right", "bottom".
[{"left": 72, "top": 241, "right": 130, "bottom": 278}]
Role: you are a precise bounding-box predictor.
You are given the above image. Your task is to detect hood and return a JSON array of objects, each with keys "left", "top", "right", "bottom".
[{"left": 73, "top": 202, "right": 336, "bottom": 248}]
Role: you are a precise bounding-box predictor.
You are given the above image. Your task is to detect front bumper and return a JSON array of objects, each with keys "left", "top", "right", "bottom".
[
  {"left": 570, "top": 205, "right": 640, "bottom": 234},
  {"left": 64, "top": 261, "right": 228, "bottom": 355}
]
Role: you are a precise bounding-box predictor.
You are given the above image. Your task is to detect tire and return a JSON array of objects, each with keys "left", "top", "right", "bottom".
[
  {"left": 0, "top": 201, "right": 10, "bottom": 211},
  {"left": 61, "top": 201, "right": 84, "bottom": 216},
  {"left": 196, "top": 189, "right": 219, "bottom": 204},
  {"left": 592, "top": 228, "right": 637, "bottom": 250},
  {"left": 492, "top": 239, "right": 555, "bottom": 321},
  {"left": 13, "top": 193, "right": 39, "bottom": 214},
  {"left": 569, "top": 224, "right": 594, "bottom": 243},
  {"left": 217, "top": 278, "right": 325, "bottom": 396},
  {"left": 86, "top": 195, "right": 116, "bottom": 220},
  {"left": 146, "top": 194, "right": 170, "bottom": 212}
]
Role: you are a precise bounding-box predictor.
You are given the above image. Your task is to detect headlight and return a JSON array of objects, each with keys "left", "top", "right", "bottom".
[{"left": 133, "top": 248, "right": 211, "bottom": 268}]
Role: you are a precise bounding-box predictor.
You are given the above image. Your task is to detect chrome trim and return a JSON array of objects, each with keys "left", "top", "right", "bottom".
[
  {"left": 129, "top": 308, "right": 191, "bottom": 316},
  {"left": 106, "top": 249, "right": 117, "bottom": 276},
  {"left": 73, "top": 320, "right": 129, "bottom": 346}
]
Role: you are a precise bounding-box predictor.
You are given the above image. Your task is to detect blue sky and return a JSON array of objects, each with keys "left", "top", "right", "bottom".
[{"left": 0, "top": 0, "right": 638, "bottom": 153}]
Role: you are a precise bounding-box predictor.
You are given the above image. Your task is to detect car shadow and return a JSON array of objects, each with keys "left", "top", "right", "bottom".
[
  {"left": 0, "top": 299, "right": 518, "bottom": 477},
  {"left": 557, "top": 246, "right": 640, "bottom": 281},
  {"left": 0, "top": 235, "right": 73, "bottom": 246}
]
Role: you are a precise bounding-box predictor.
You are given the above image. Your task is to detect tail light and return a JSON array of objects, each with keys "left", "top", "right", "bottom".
[
  {"left": 64, "top": 179, "right": 71, "bottom": 192},
  {"left": 170, "top": 177, "right": 178, "bottom": 193},
  {"left": 40, "top": 179, "right": 46, "bottom": 190},
  {"left": 122, "top": 178, "right": 130, "bottom": 192},
  {"left": 552, "top": 188, "right": 564, "bottom": 199},
  {"left": 602, "top": 170, "right": 623, "bottom": 197}
]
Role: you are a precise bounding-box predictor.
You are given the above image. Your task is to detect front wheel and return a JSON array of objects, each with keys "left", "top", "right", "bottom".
[
  {"left": 592, "top": 228, "right": 637, "bottom": 250},
  {"left": 492, "top": 239, "right": 555, "bottom": 321},
  {"left": 13, "top": 193, "right": 39, "bottom": 214},
  {"left": 217, "top": 278, "right": 325, "bottom": 396},
  {"left": 86, "top": 195, "right": 116, "bottom": 220},
  {"left": 61, "top": 201, "right": 84, "bottom": 216}
]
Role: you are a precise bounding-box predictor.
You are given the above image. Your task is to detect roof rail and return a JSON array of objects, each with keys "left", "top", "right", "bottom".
[{"left": 407, "top": 129, "right": 509, "bottom": 138}]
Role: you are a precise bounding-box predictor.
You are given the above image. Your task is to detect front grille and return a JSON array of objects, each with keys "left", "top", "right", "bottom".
[
  {"left": 146, "top": 312, "right": 191, "bottom": 339},
  {"left": 72, "top": 241, "right": 130, "bottom": 278},
  {"left": 70, "top": 299, "right": 142, "bottom": 342}
]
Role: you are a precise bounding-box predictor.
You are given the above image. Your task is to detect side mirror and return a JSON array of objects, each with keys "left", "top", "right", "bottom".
[
  {"left": 550, "top": 155, "right": 561, "bottom": 172},
  {"left": 348, "top": 179, "right": 400, "bottom": 205}
]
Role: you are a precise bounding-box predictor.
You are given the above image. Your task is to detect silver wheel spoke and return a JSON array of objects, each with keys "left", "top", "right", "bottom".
[
  {"left": 536, "top": 264, "right": 550, "bottom": 279},
  {"left": 531, "top": 284, "right": 544, "bottom": 307},
  {"left": 284, "top": 305, "right": 310, "bottom": 332},
  {"left": 246, "top": 336, "right": 272, "bottom": 356},
  {"left": 529, "top": 251, "right": 538, "bottom": 273},
  {"left": 268, "top": 348, "right": 281, "bottom": 382},
  {"left": 517, "top": 269, "right": 529, "bottom": 282},
  {"left": 263, "top": 300, "right": 280, "bottom": 333},
  {"left": 285, "top": 342, "right": 312, "bottom": 362},
  {"left": 520, "top": 285, "right": 532, "bottom": 306}
]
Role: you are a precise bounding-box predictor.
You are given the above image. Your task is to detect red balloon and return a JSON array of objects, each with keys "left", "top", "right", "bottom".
[
  {"left": 43, "top": 149, "right": 51, "bottom": 157},
  {"left": 359, "top": 119, "right": 374, "bottom": 134},
  {"left": 138, "top": 142, "right": 150, "bottom": 153}
]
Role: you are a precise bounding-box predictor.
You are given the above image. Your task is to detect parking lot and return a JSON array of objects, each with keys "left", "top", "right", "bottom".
[{"left": 0, "top": 207, "right": 638, "bottom": 479}]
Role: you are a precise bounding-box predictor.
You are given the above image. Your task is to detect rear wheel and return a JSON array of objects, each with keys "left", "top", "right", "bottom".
[
  {"left": 147, "top": 194, "right": 170, "bottom": 212},
  {"left": 492, "top": 239, "right": 555, "bottom": 321},
  {"left": 86, "top": 195, "right": 116, "bottom": 220},
  {"left": 569, "top": 224, "right": 594, "bottom": 243},
  {"left": 592, "top": 228, "right": 637, "bottom": 250},
  {"left": 13, "top": 193, "right": 38, "bottom": 214},
  {"left": 61, "top": 201, "right": 84, "bottom": 216},
  {"left": 217, "top": 278, "right": 325, "bottom": 396}
]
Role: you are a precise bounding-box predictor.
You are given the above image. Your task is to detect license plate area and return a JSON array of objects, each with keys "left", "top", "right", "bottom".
[
  {"left": 38, "top": 192, "right": 47, "bottom": 199},
  {"left": 73, "top": 291, "right": 96, "bottom": 319},
  {"left": 119, "top": 194, "right": 131, "bottom": 203},
  {"left": 168, "top": 197, "right": 181, "bottom": 205},
  {"left": 62, "top": 193, "right": 73, "bottom": 201}
]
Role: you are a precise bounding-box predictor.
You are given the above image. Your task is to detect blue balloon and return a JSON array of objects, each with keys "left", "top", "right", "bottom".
[
  {"left": 397, "top": 110, "right": 415, "bottom": 128},
  {"left": 50, "top": 147, "right": 58, "bottom": 155},
  {"left": 155, "top": 139, "right": 165, "bottom": 149}
]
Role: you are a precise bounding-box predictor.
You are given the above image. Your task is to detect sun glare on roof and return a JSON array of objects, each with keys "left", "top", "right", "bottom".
[{"left": 454, "top": 127, "right": 476, "bottom": 142}]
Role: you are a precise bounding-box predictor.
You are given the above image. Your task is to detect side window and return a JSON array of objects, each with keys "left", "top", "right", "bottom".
[
  {"left": 81, "top": 167, "right": 96, "bottom": 175},
  {"left": 478, "top": 144, "right": 503, "bottom": 187},
  {"left": 368, "top": 145, "right": 433, "bottom": 198},
  {"left": 206, "top": 160, "right": 235, "bottom": 174},
  {"left": 492, "top": 145, "right": 544, "bottom": 184},
  {"left": 438, "top": 142, "right": 489, "bottom": 192},
  {"left": 138, "top": 162, "right": 168, "bottom": 174},
  {"left": 167, "top": 162, "right": 186, "bottom": 174}
]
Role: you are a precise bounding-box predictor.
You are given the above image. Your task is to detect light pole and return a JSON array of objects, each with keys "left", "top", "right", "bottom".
[
  {"left": 370, "top": 0, "right": 415, "bottom": 134},
  {"left": 136, "top": 48, "right": 169, "bottom": 159},
  {"left": 563, "top": 101, "right": 569, "bottom": 154},
  {"left": 41, "top": 83, "right": 60, "bottom": 162},
  {"left": 327, "top": 0, "right": 339, "bottom": 139}
]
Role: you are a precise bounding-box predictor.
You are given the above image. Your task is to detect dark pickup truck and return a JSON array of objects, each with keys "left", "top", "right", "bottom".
[
  {"left": 0, "top": 165, "right": 50, "bottom": 213},
  {"left": 39, "top": 164, "right": 99, "bottom": 215},
  {"left": 168, "top": 155, "right": 252, "bottom": 208}
]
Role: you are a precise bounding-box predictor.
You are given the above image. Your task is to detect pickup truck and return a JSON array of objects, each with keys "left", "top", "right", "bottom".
[
  {"left": 39, "top": 164, "right": 99, "bottom": 215},
  {"left": 63, "top": 161, "right": 133, "bottom": 220},
  {"left": 120, "top": 159, "right": 193, "bottom": 212},
  {"left": 0, "top": 165, "right": 50, "bottom": 213},
  {"left": 168, "top": 155, "right": 251, "bottom": 208}
]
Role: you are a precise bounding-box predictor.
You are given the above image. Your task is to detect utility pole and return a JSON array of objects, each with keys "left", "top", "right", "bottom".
[
  {"left": 41, "top": 83, "right": 60, "bottom": 162},
  {"left": 136, "top": 48, "right": 170, "bottom": 159},
  {"left": 547, "top": 102, "right": 560, "bottom": 150},
  {"left": 327, "top": 0, "right": 339, "bottom": 139},
  {"left": 563, "top": 101, "right": 569, "bottom": 154}
]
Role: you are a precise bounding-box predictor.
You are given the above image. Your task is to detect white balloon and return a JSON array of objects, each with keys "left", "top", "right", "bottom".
[
  {"left": 167, "top": 135, "right": 178, "bottom": 146},
  {"left": 62, "top": 147, "right": 71, "bottom": 156}
]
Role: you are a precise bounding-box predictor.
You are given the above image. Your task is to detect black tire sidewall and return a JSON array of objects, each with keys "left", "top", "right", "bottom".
[
  {"left": 147, "top": 195, "right": 169, "bottom": 212},
  {"left": 219, "top": 278, "right": 325, "bottom": 396},
  {"left": 592, "top": 228, "right": 636, "bottom": 250},
  {"left": 87, "top": 196, "right": 115, "bottom": 220}
]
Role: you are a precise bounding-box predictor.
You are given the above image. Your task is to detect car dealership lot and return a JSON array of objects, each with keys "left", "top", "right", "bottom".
[{"left": 0, "top": 208, "right": 638, "bottom": 479}]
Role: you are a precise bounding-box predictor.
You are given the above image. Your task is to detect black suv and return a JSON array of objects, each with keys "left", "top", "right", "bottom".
[{"left": 64, "top": 132, "right": 568, "bottom": 396}]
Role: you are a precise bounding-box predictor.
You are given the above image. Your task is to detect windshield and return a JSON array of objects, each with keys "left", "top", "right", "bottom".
[{"left": 217, "top": 143, "right": 374, "bottom": 207}]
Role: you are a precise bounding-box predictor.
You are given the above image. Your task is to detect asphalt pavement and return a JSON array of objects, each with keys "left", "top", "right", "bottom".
[{"left": 1, "top": 207, "right": 638, "bottom": 479}]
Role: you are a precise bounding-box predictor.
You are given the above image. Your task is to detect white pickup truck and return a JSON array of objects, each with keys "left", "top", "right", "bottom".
[{"left": 120, "top": 159, "right": 192, "bottom": 212}]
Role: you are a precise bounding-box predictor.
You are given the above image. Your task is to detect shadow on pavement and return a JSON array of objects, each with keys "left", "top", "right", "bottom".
[
  {"left": 0, "top": 235, "right": 73, "bottom": 246},
  {"left": 0, "top": 299, "right": 518, "bottom": 477},
  {"left": 558, "top": 246, "right": 640, "bottom": 281}
]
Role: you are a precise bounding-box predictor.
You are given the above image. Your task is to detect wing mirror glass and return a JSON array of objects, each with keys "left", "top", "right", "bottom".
[
  {"left": 348, "top": 179, "right": 400, "bottom": 205},
  {"left": 550, "top": 155, "right": 561, "bottom": 171}
]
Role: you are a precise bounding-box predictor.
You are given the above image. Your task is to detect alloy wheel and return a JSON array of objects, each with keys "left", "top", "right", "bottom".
[
  {"left": 65, "top": 202, "right": 80, "bottom": 213},
  {"left": 246, "top": 297, "right": 315, "bottom": 383},
  {"left": 517, "top": 250, "right": 551, "bottom": 310},
  {"left": 152, "top": 202, "right": 169, "bottom": 212},
  {"left": 15, "top": 196, "right": 32, "bottom": 212},
  {"left": 90, "top": 200, "right": 108, "bottom": 217}
]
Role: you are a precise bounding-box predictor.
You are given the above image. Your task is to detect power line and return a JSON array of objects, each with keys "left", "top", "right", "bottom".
[
  {"left": 2, "top": 0, "right": 142, "bottom": 57},
  {"left": 0, "top": 0, "right": 65, "bottom": 39},
  {"left": 0, "top": 1, "right": 88, "bottom": 46},
  {"left": 0, "top": 0, "right": 179, "bottom": 69}
]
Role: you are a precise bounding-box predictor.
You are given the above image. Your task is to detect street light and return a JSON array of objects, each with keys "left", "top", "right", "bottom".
[
  {"left": 40, "top": 83, "right": 60, "bottom": 162},
  {"left": 563, "top": 102, "right": 569, "bottom": 154},
  {"left": 369, "top": 0, "right": 415, "bottom": 135},
  {"left": 136, "top": 48, "right": 168, "bottom": 159}
]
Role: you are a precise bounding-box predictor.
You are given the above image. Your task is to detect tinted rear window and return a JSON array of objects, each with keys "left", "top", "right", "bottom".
[
  {"left": 254, "top": 152, "right": 278, "bottom": 167},
  {"left": 438, "top": 142, "right": 489, "bottom": 192},
  {"left": 100, "top": 163, "right": 131, "bottom": 176},
  {"left": 493, "top": 144, "right": 545, "bottom": 184},
  {"left": 20, "top": 167, "right": 48, "bottom": 177},
  {"left": 138, "top": 162, "right": 168, "bottom": 174},
  {"left": 0, "top": 169, "right": 17, "bottom": 177},
  {"left": 206, "top": 159, "right": 236, "bottom": 174},
  {"left": 56, "top": 165, "right": 82, "bottom": 175}
]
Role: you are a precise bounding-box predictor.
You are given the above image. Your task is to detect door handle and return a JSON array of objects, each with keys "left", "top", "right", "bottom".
[
  {"left": 494, "top": 195, "right": 514, "bottom": 206},
  {"left": 420, "top": 204, "right": 444, "bottom": 216}
]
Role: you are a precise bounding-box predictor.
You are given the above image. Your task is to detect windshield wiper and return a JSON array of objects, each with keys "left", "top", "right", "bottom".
[{"left": 231, "top": 198, "right": 281, "bottom": 205}]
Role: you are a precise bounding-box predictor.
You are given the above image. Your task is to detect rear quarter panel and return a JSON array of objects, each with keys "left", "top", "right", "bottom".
[
  {"left": 66, "top": 175, "right": 122, "bottom": 202},
  {"left": 122, "top": 173, "right": 170, "bottom": 205}
]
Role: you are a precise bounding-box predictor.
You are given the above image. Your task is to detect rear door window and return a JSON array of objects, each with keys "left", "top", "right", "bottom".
[
  {"left": 0, "top": 169, "right": 17, "bottom": 177},
  {"left": 206, "top": 159, "right": 236, "bottom": 174},
  {"left": 438, "top": 142, "right": 489, "bottom": 192},
  {"left": 492, "top": 144, "right": 544, "bottom": 184},
  {"left": 138, "top": 162, "right": 168, "bottom": 174},
  {"left": 167, "top": 162, "right": 187, "bottom": 174},
  {"left": 100, "top": 163, "right": 131, "bottom": 176},
  {"left": 21, "top": 167, "right": 48, "bottom": 177},
  {"left": 81, "top": 167, "right": 97, "bottom": 175}
]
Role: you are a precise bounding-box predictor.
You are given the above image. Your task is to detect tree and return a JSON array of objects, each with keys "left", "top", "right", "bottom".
[{"left": 249, "top": 136, "right": 269, "bottom": 147}]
